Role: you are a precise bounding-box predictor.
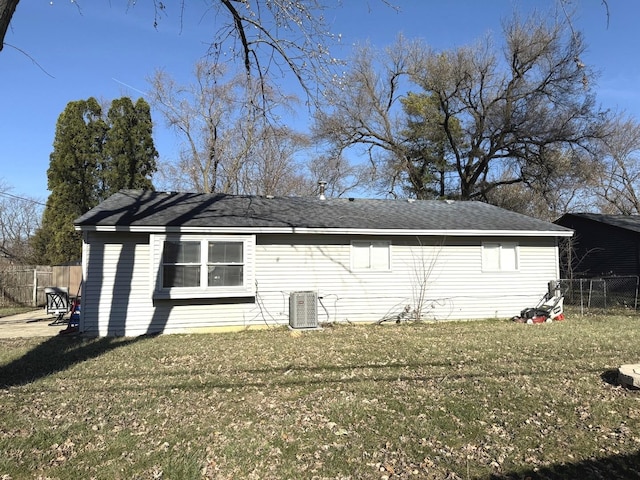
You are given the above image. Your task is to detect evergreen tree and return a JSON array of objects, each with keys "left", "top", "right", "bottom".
[
  {"left": 32, "top": 98, "right": 106, "bottom": 264},
  {"left": 400, "top": 92, "right": 463, "bottom": 199},
  {"left": 102, "top": 97, "right": 157, "bottom": 199},
  {"left": 31, "top": 96, "right": 157, "bottom": 264}
]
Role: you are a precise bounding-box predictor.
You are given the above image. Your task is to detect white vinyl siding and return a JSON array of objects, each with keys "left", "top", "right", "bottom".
[
  {"left": 81, "top": 232, "right": 560, "bottom": 336},
  {"left": 254, "top": 235, "right": 555, "bottom": 324},
  {"left": 81, "top": 232, "right": 257, "bottom": 336},
  {"left": 81, "top": 232, "right": 154, "bottom": 336}
]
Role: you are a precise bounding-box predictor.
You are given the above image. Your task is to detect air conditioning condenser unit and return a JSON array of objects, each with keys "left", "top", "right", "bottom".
[{"left": 289, "top": 291, "right": 318, "bottom": 329}]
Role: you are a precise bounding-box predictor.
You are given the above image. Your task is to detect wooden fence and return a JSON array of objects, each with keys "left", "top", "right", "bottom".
[
  {"left": 0, "top": 265, "right": 82, "bottom": 307},
  {"left": 52, "top": 265, "right": 83, "bottom": 298}
]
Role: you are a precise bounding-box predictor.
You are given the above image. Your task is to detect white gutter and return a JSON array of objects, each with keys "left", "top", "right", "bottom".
[{"left": 76, "top": 225, "right": 574, "bottom": 237}]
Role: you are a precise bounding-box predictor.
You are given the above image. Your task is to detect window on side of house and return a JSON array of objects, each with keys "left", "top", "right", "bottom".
[
  {"left": 482, "top": 242, "right": 519, "bottom": 272},
  {"left": 155, "top": 235, "right": 254, "bottom": 298},
  {"left": 207, "top": 241, "right": 243, "bottom": 286},
  {"left": 351, "top": 240, "right": 391, "bottom": 271},
  {"left": 162, "top": 240, "right": 201, "bottom": 288}
]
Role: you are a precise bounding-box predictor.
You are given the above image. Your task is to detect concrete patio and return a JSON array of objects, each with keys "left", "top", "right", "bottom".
[
  {"left": 0, "top": 309, "right": 68, "bottom": 339},
  {"left": 618, "top": 364, "right": 640, "bottom": 389}
]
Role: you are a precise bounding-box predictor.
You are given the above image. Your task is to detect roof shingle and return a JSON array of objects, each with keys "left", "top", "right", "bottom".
[{"left": 74, "top": 190, "right": 572, "bottom": 234}]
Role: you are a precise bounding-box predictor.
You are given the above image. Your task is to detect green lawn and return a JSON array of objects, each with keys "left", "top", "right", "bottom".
[{"left": 1, "top": 313, "right": 639, "bottom": 479}]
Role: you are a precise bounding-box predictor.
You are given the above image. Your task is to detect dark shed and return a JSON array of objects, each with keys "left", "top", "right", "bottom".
[{"left": 555, "top": 213, "right": 640, "bottom": 277}]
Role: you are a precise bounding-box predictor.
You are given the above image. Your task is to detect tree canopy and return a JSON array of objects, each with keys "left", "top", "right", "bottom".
[
  {"left": 148, "top": 61, "right": 366, "bottom": 197},
  {"left": 31, "top": 96, "right": 157, "bottom": 265},
  {"left": 2, "top": 0, "right": 341, "bottom": 107},
  {"left": 314, "top": 13, "right": 609, "bottom": 211},
  {"left": 102, "top": 97, "right": 158, "bottom": 198},
  {"left": 593, "top": 115, "right": 640, "bottom": 214}
]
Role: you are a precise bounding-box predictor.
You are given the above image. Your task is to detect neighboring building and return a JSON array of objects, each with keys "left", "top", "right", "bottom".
[
  {"left": 74, "top": 190, "right": 572, "bottom": 336},
  {"left": 555, "top": 213, "right": 640, "bottom": 278}
]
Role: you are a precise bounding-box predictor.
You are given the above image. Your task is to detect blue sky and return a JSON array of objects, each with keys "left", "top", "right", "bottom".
[{"left": 2, "top": 0, "right": 639, "bottom": 202}]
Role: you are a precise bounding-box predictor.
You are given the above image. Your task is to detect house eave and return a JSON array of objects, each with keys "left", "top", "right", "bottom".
[{"left": 76, "top": 225, "right": 573, "bottom": 237}]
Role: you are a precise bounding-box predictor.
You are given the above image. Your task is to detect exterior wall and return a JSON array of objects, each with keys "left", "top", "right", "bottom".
[
  {"left": 253, "top": 235, "right": 558, "bottom": 324},
  {"left": 82, "top": 231, "right": 560, "bottom": 336},
  {"left": 556, "top": 216, "right": 640, "bottom": 277},
  {"left": 82, "top": 232, "right": 153, "bottom": 336},
  {"left": 82, "top": 231, "right": 256, "bottom": 336}
]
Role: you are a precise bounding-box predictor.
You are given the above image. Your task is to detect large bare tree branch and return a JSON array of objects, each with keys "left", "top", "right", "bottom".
[{"left": 0, "top": 0, "right": 19, "bottom": 51}]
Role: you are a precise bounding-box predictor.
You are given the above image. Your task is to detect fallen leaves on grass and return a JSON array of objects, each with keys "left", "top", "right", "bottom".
[{"left": 1, "top": 317, "right": 640, "bottom": 479}]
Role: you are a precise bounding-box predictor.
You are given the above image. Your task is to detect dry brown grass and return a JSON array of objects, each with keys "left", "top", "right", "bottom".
[{"left": 1, "top": 313, "right": 639, "bottom": 479}]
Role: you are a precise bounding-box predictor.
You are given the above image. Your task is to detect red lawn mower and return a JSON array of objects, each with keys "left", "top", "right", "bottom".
[{"left": 512, "top": 280, "right": 565, "bottom": 324}]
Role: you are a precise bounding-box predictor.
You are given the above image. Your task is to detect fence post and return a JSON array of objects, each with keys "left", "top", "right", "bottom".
[{"left": 32, "top": 268, "right": 38, "bottom": 307}]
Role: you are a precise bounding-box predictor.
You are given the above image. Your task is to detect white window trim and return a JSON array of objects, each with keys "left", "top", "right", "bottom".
[
  {"left": 482, "top": 242, "right": 519, "bottom": 272},
  {"left": 350, "top": 240, "right": 392, "bottom": 272},
  {"left": 152, "top": 234, "right": 255, "bottom": 299}
]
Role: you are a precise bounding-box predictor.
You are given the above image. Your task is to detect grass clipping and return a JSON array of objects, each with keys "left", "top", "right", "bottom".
[{"left": 1, "top": 314, "right": 639, "bottom": 479}]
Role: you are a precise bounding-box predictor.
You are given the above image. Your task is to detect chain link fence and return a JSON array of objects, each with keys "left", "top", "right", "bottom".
[{"left": 559, "top": 276, "right": 639, "bottom": 312}]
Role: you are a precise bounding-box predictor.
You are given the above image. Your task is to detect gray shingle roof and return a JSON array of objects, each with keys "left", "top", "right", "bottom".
[
  {"left": 74, "top": 190, "right": 572, "bottom": 234},
  {"left": 558, "top": 213, "right": 640, "bottom": 234}
]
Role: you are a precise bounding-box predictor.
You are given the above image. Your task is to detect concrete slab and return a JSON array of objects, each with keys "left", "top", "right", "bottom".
[
  {"left": 618, "top": 364, "right": 640, "bottom": 389},
  {"left": 0, "top": 309, "right": 66, "bottom": 339}
]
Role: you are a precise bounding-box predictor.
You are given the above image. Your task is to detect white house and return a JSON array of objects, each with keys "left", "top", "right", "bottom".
[{"left": 74, "top": 190, "right": 573, "bottom": 336}]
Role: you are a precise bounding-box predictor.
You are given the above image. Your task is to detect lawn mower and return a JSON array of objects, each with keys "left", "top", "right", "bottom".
[{"left": 512, "top": 280, "right": 565, "bottom": 324}]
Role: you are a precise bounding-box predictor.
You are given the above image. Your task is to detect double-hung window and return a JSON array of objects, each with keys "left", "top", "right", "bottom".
[
  {"left": 207, "top": 242, "right": 243, "bottom": 286},
  {"left": 162, "top": 240, "right": 201, "bottom": 288},
  {"left": 155, "top": 235, "right": 254, "bottom": 298}
]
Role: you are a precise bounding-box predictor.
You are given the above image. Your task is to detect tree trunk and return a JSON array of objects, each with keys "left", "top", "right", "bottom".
[{"left": 0, "top": 0, "right": 19, "bottom": 51}]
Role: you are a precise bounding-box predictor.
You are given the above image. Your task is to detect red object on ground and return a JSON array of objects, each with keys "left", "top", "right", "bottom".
[{"left": 530, "top": 315, "right": 547, "bottom": 324}]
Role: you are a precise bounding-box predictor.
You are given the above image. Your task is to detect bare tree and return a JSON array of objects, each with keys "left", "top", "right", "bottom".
[
  {"left": 306, "top": 154, "right": 371, "bottom": 199},
  {"left": 313, "top": 37, "right": 417, "bottom": 197},
  {"left": 409, "top": 13, "right": 607, "bottom": 200},
  {"left": 593, "top": 115, "right": 640, "bottom": 214},
  {"left": 315, "top": 13, "right": 608, "bottom": 204},
  {"left": 237, "top": 125, "right": 312, "bottom": 196},
  {"left": 149, "top": 62, "right": 259, "bottom": 194},
  {"left": 0, "top": 1, "right": 611, "bottom": 113},
  {"left": 3, "top": 1, "right": 347, "bottom": 105},
  {"left": 0, "top": 182, "right": 42, "bottom": 263},
  {"left": 485, "top": 151, "right": 599, "bottom": 222},
  {"left": 203, "top": 0, "right": 341, "bottom": 102},
  {"left": 150, "top": 60, "right": 328, "bottom": 196}
]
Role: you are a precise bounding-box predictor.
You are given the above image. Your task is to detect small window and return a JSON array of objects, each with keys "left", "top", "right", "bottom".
[
  {"left": 163, "top": 241, "right": 201, "bottom": 287},
  {"left": 352, "top": 241, "right": 391, "bottom": 271},
  {"left": 208, "top": 242, "right": 244, "bottom": 287},
  {"left": 482, "top": 242, "right": 518, "bottom": 272}
]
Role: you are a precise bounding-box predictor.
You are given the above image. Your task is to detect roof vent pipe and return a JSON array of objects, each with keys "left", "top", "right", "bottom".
[{"left": 318, "top": 181, "right": 327, "bottom": 200}]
